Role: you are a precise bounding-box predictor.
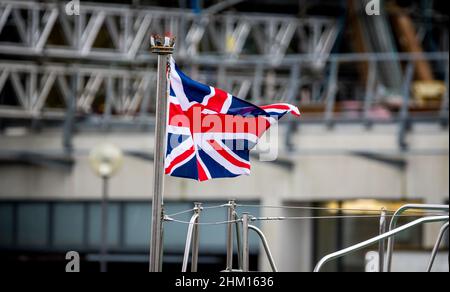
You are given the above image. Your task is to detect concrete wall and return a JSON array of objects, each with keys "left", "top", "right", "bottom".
[{"left": 1, "top": 124, "right": 448, "bottom": 202}]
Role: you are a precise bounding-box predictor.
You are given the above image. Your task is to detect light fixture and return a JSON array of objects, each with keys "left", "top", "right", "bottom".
[
  {"left": 88, "top": 143, "right": 124, "bottom": 272},
  {"left": 89, "top": 143, "right": 124, "bottom": 178}
]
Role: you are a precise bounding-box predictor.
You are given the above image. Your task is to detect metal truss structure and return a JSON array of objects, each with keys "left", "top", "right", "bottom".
[
  {"left": 0, "top": 0, "right": 340, "bottom": 125},
  {"left": 1, "top": 53, "right": 448, "bottom": 124},
  {"left": 0, "top": 61, "right": 156, "bottom": 120},
  {"left": 0, "top": 60, "right": 305, "bottom": 120},
  {"left": 0, "top": 1, "right": 338, "bottom": 63},
  {"left": 0, "top": 1, "right": 448, "bottom": 138}
]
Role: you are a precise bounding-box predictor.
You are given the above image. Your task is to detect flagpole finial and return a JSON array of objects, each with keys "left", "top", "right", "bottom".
[{"left": 150, "top": 34, "right": 175, "bottom": 54}]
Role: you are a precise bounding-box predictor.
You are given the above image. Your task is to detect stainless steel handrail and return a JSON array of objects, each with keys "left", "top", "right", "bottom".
[
  {"left": 314, "top": 215, "right": 449, "bottom": 272},
  {"left": 248, "top": 225, "right": 278, "bottom": 272},
  {"left": 385, "top": 204, "right": 449, "bottom": 271},
  {"left": 181, "top": 213, "right": 199, "bottom": 272},
  {"left": 181, "top": 203, "right": 202, "bottom": 272}
]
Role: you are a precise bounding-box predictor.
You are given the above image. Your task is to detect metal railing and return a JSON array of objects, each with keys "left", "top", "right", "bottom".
[
  {"left": 181, "top": 202, "right": 202, "bottom": 272},
  {"left": 179, "top": 202, "right": 278, "bottom": 272},
  {"left": 172, "top": 201, "right": 449, "bottom": 272},
  {"left": 314, "top": 215, "right": 449, "bottom": 272},
  {"left": 385, "top": 204, "right": 450, "bottom": 272},
  {"left": 248, "top": 224, "right": 278, "bottom": 272}
]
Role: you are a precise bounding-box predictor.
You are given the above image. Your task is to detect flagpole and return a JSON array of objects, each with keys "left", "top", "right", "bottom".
[{"left": 149, "top": 34, "right": 175, "bottom": 272}]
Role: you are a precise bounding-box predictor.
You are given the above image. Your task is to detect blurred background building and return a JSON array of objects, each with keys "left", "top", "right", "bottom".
[{"left": 0, "top": 0, "right": 448, "bottom": 272}]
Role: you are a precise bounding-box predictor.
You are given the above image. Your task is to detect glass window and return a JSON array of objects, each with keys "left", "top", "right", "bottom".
[
  {"left": 124, "top": 203, "right": 151, "bottom": 249},
  {"left": 17, "top": 204, "right": 48, "bottom": 248},
  {"left": 313, "top": 200, "right": 423, "bottom": 272},
  {"left": 0, "top": 204, "right": 14, "bottom": 247},
  {"left": 87, "top": 203, "right": 120, "bottom": 248},
  {"left": 53, "top": 203, "right": 84, "bottom": 247}
]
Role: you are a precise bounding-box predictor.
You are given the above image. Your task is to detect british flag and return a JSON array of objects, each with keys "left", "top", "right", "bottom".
[{"left": 165, "top": 58, "right": 300, "bottom": 181}]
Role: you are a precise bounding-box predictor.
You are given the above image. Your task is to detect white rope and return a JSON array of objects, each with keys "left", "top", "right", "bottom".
[
  {"left": 164, "top": 213, "right": 446, "bottom": 226},
  {"left": 166, "top": 202, "right": 449, "bottom": 219},
  {"left": 165, "top": 208, "right": 196, "bottom": 218},
  {"left": 164, "top": 216, "right": 242, "bottom": 226},
  {"left": 165, "top": 203, "right": 228, "bottom": 218}
]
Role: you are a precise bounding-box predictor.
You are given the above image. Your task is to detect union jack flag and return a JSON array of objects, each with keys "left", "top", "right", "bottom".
[{"left": 165, "top": 58, "right": 300, "bottom": 181}]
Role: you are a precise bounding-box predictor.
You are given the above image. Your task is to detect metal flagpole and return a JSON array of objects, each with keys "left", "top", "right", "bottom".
[{"left": 149, "top": 34, "right": 175, "bottom": 272}]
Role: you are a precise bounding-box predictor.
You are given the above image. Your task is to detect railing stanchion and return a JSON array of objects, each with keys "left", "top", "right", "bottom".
[
  {"left": 191, "top": 202, "right": 202, "bottom": 272},
  {"left": 242, "top": 213, "right": 250, "bottom": 272},
  {"left": 226, "top": 200, "right": 236, "bottom": 271},
  {"left": 181, "top": 202, "right": 202, "bottom": 272},
  {"left": 378, "top": 208, "right": 387, "bottom": 272},
  {"left": 234, "top": 211, "right": 243, "bottom": 270}
]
